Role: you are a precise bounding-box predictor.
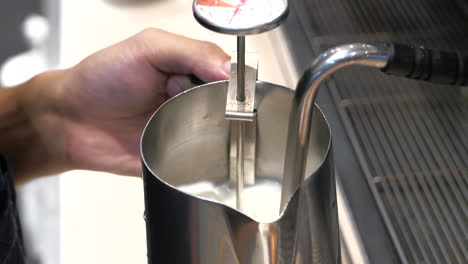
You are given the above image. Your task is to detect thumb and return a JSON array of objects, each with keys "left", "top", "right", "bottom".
[{"left": 135, "top": 29, "right": 231, "bottom": 83}]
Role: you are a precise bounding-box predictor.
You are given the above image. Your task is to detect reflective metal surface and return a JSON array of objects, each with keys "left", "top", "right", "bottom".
[
  {"left": 235, "top": 120, "right": 245, "bottom": 209},
  {"left": 281, "top": 43, "right": 391, "bottom": 208},
  {"left": 226, "top": 53, "right": 258, "bottom": 189},
  {"left": 141, "top": 81, "right": 339, "bottom": 263},
  {"left": 225, "top": 53, "right": 258, "bottom": 121},
  {"left": 229, "top": 119, "right": 256, "bottom": 186}
]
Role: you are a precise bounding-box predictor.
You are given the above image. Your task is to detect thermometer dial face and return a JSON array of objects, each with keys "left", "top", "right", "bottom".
[{"left": 194, "top": 0, "right": 288, "bottom": 35}]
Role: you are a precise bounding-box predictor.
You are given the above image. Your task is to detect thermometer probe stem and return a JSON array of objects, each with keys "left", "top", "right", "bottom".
[
  {"left": 236, "top": 35, "right": 246, "bottom": 210},
  {"left": 236, "top": 36, "right": 246, "bottom": 102},
  {"left": 236, "top": 120, "right": 245, "bottom": 210}
]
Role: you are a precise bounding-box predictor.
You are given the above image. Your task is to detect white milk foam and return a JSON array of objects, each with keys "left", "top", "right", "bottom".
[{"left": 178, "top": 179, "right": 282, "bottom": 223}]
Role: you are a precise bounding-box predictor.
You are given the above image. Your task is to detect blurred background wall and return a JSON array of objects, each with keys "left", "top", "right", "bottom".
[
  {"left": 0, "top": 1, "right": 39, "bottom": 65},
  {"left": 1, "top": 1, "right": 60, "bottom": 264}
]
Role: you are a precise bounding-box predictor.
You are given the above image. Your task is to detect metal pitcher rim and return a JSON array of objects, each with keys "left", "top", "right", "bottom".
[{"left": 140, "top": 80, "right": 332, "bottom": 223}]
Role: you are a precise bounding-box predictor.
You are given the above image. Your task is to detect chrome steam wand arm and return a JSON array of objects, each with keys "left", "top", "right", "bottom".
[
  {"left": 280, "top": 42, "right": 468, "bottom": 210},
  {"left": 280, "top": 43, "right": 392, "bottom": 210}
]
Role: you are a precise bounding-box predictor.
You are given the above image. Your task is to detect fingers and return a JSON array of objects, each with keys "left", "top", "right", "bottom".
[{"left": 134, "top": 28, "right": 231, "bottom": 83}]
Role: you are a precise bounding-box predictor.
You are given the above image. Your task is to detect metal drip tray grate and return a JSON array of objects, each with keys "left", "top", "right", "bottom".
[
  {"left": 284, "top": 0, "right": 468, "bottom": 263},
  {"left": 334, "top": 70, "right": 468, "bottom": 263}
]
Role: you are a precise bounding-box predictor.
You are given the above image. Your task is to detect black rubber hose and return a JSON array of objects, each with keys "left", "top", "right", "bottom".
[{"left": 382, "top": 42, "right": 468, "bottom": 86}]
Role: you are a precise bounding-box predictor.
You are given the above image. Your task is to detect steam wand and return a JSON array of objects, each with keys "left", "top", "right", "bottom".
[{"left": 280, "top": 42, "right": 468, "bottom": 210}]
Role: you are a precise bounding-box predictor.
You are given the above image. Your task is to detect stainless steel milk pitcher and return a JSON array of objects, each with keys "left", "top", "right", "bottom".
[
  {"left": 141, "top": 42, "right": 467, "bottom": 264},
  {"left": 141, "top": 79, "right": 337, "bottom": 264}
]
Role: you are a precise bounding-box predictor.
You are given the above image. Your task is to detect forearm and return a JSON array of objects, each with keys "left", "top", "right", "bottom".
[{"left": 0, "top": 72, "right": 69, "bottom": 184}]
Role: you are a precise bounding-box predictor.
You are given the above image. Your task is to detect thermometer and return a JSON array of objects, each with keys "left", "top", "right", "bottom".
[
  {"left": 193, "top": 0, "right": 288, "bottom": 35},
  {"left": 193, "top": 0, "right": 289, "bottom": 211}
]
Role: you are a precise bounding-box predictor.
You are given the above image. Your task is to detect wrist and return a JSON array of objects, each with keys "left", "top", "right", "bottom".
[
  {"left": 11, "top": 70, "right": 70, "bottom": 183},
  {"left": 0, "top": 83, "right": 32, "bottom": 182}
]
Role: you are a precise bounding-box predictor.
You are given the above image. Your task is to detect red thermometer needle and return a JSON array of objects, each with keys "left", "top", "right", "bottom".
[{"left": 229, "top": 0, "right": 247, "bottom": 24}]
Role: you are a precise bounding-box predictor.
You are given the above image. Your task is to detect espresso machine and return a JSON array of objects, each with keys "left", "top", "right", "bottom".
[{"left": 140, "top": 1, "right": 467, "bottom": 263}]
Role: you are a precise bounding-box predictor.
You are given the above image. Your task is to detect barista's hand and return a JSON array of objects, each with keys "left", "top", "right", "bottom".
[{"left": 13, "top": 29, "right": 230, "bottom": 181}]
